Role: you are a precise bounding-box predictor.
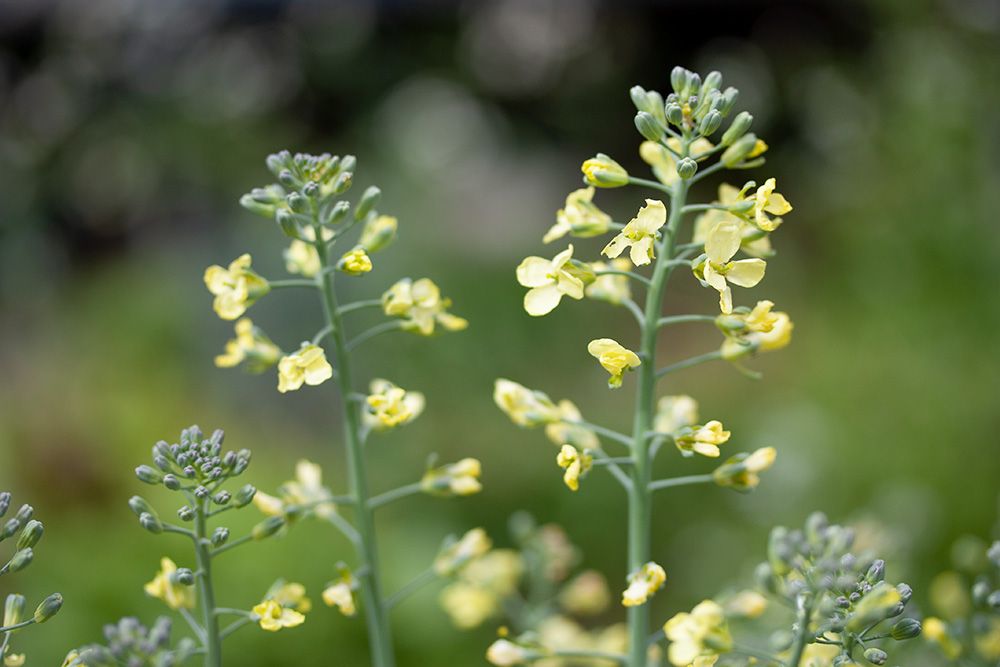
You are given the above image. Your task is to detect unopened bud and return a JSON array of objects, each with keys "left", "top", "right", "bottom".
[
  {"left": 676, "top": 157, "right": 697, "bottom": 179},
  {"left": 139, "top": 512, "right": 163, "bottom": 534},
  {"left": 33, "top": 593, "right": 62, "bottom": 623},
  {"left": 14, "top": 505, "right": 33, "bottom": 524},
  {"left": 359, "top": 215, "right": 398, "bottom": 253},
  {"left": 4, "top": 594, "right": 26, "bottom": 627},
  {"left": 286, "top": 193, "right": 308, "bottom": 214},
  {"left": 670, "top": 66, "right": 688, "bottom": 95},
  {"left": 234, "top": 484, "right": 257, "bottom": 507},
  {"left": 665, "top": 103, "right": 684, "bottom": 126},
  {"left": 135, "top": 465, "right": 162, "bottom": 485},
  {"left": 275, "top": 209, "right": 299, "bottom": 237},
  {"left": 212, "top": 527, "right": 230, "bottom": 547},
  {"left": 177, "top": 506, "right": 195, "bottom": 522},
  {"left": 581, "top": 154, "right": 629, "bottom": 188},
  {"left": 0, "top": 492, "right": 10, "bottom": 517},
  {"left": 721, "top": 133, "right": 759, "bottom": 167},
  {"left": 988, "top": 590, "right": 1000, "bottom": 612},
  {"left": 253, "top": 515, "right": 285, "bottom": 540},
  {"left": 896, "top": 582, "right": 912, "bottom": 604},
  {"left": 634, "top": 111, "right": 663, "bottom": 142},
  {"left": 175, "top": 568, "right": 195, "bottom": 586},
  {"left": 722, "top": 112, "right": 753, "bottom": 146},
  {"left": 701, "top": 71, "right": 723, "bottom": 95},
  {"left": 9, "top": 548, "right": 33, "bottom": 572},
  {"left": 718, "top": 87, "right": 740, "bottom": 117},
  {"left": 333, "top": 171, "right": 352, "bottom": 195},
  {"left": 889, "top": 617, "right": 922, "bottom": 640},
  {"left": 354, "top": 186, "right": 381, "bottom": 221},
  {"left": 302, "top": 181, "right": 320, "bottom": 198},
  {"left": 278, "top": 169, "right": 297, "bottom": 187},
  {"left": 212, "top": 491, "right": 231, "bottom": 506},
  {"left": 266, "top": 151, "right": 290, "bottom": 177},
  {"left": 322, "top": 199, "right": 351, "bottom": 225},
  {"left": 863, "top": 648, "right": 887, "bottom": 665},
  {"left": 16, "top": 519, "right": 43, "bottom": 550},
  {"left": 699, "top": 109, "right": 722, "bottom": 136},
  {"left": 866, "top": 559, "right": 886, "bottom": 584},
  {"left": 163, "top": 474, "right": 181, "bottom": 491}
]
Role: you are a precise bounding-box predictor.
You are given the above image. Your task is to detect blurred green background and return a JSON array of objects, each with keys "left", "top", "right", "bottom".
[{"left": 1, "top": 0, "right": 998, "bottom": 664}]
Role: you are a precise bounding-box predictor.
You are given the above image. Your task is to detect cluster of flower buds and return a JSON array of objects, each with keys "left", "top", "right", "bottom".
[
  {"left": 64, "top": 616, "right": 196, "bottom": 666},
  {"left": 0, "top": 492, "right": 43, "bottom": 575},
  {"left": 755, "top": 512, "right": 920, "bottom": 665}
]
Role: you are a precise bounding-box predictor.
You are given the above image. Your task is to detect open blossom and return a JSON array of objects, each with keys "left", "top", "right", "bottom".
[
  {"left": 543, "top": 187, "right": 612, "bottom": 243},
  {"left": 602, "top": 199, "right": 666, "bottom": 266},
  {"left": 663, "top": 600, "right": 732, "bottom": 667},
  {"left": 752, "top": 178, "right": 792, "bottom": 231},
  {"left": 692, "top": 183, "right": 773, "bottom": 259},
  {"left": 587, "top": 338, "right": 641, "bottom": 389},
  {"left": 622, "top": 562, "right": 666, "bottom": 607},
  {"left": 204, "top": 253, "right": 270, "bottom": 319},
  {"left": 252, "top": 599, "right": 305, "bottom": 631},
  {"left": 322, "top": 572, "right": 358, "bottom": 617},
  {"left": 695, "top": 220, "right": 766, "bottom": 313},
  {"left": 277, "top": 344, "right": 333, "bottom": 393},
  {"left": 516, "top": 245, "right": 593, "bottom": 316},
  {"left": 363, "top": 378, "right": 424, "bottom": 431},
  {"left": 144, "top": 557, "right": 195, "bottom": 611},
  {"left": 713, "top": 447, "right": 777, "bottom": 491},
  {"left": 214, "top": 318, "right": 282, "bottom": 373},
  {"left": 556, "top": 445, "right": 592, "bottom": 491},
  {"left": 253, "top": 459, "right": 336, "bottom": 519},
  {"left": 382, "top": 277, "right": 468, "bottom": 335},
  {"left": 675, "top": 421, "right": 731, "bottom": 458}
]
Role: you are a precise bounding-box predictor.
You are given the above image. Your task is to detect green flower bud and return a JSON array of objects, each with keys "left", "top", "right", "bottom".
[
  {"left": 665, "top": 103, "right": 684, "bottom": 126},
  {"left": 686, "top": 73, "right": 702, "bottom": 99},
  {"left": 177, "top": 506, "right": 195, "bottom": 522},
  {"left": 3, "top": 518, "right": 22, "bottom": 539},
  {"left": 333, "top": 171, "right": 352, "bottom": 195},
  {"left": 239, "top": 193, "right": 277, "bottom": 217},
  {"left": 175, "top": 568, "right": 195, "bottom": 586},
  {"left": 153, "top": 455, "right": 171, "bottom": 472},
  {"left": 275, "top": 208, "right": 299, "bottom": 237},
  {"left": 212, "top": 491, "right": 231, "bottom": 506},
  {"left": 354, "top": 186, "right": 382, "bottom": 221},
  {"left": 135, "top": 465, "right": 162, "bottom": 485},
  {"left": 630, "top": 86, "right": 667, "bottom": 126},
  {"left": 302, "top": 181, "right": 321, "bottom": 198},
  {"left": 340, "top": 155, "right": 357, "bottom": 173},
  {"left": 863, "top": 648, "right": 888, "bottom": 665},
  {"left": 212, "top": 527, "right": 229, "bottom": 547},
  {"left": 988, "top": 590, "right": 1000, "bottom": 612},
  {"left": 16, "top": 519, "right": 43, "bottom": 550},
  {"left": 634, "top": 111, "right": 664, "bottom": 142},
  {"left": 722, "top": 112, "right": 753, "bottom": 146},
  {"left": 721, "top": 133, "right": 759, "bottom": 167},
  {"left": 128, "top": 496, "right": 155, "bottom": 517},
  {"left": 278, "top": 169, "right": 297, "bottom": 187},
  {"left": 0, "top": 492, "right": 10, "bottom": 517},
  {"left": 866, "top": 559, "right": 886, "bottom": 584},
  {"left": 692, "top": 89, "right": 719, "bottom": 120},
  {"left": 718, "top": 87, "right": 740, "bottom": 117},
  {"left": 4, "top": 593, "right": 26, "bottom": 627},
  {"left": 266, "top": 151, "right": 291, "bottom": 177},
  {"left": 699, "top": 109, "right": 722, "bottom": 136},
  {"left": 33, "top": 593, "right": 62, "bottom": 623},
  {"left": 676, "top": 157, "right": 698, "bottom": 179},
  {"left": 253, "top": 515, "right": 285, "bottom": 540},
  {"left": 163, "top": 474, "right": 181, "bottom": 491},
  {"left": 889, "top": 617, "right": 921, "bottom": 639},
  {"left": 9, "top": 547, "right": 33, "bottom": 572},
  {"left": 754, "top": 561, "right": 780, "bottom": 596},
  {"left": 831, "top": 656, "right": 854, "bottom": 667},
  {"left": 988, "top": 541, "right": 1000, "bottom": 568},
  {"left": 896, "top": 582, "right": 912, "bottom": 604},
  {"left": 139, "top": 512, "right": 163, "bottom": 534},
  {"left": 14, "top": 504, "right": 33, "bottom": 524},
  {"left": 321, "top": 199, "right": 351, "bottom": 225},
  {"left": 701, "top": 70, "right": 723, "bottom": 95},
  {"left": 234, "top": 484, "right": 257, "bottom": 507},
  {"left": 670, "top": 66, "right": 688, "bottom": 95}
]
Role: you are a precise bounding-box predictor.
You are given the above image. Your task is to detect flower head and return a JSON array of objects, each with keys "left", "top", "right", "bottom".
[
  {"left": 516, "top": 245, "right": 594, "bottom": 316},
  {"left": 144, "top": 557, "right": 195, "bottom": 611},
  {"left": 587, "top": 338, "right": 641, "bottom": 389},
  {"left": 695, "top": 221, "right": 767, "bottom": 313},
  {"left": 277, "top": 343, "right": 333, "bottom": 393},
  {"left": 602, "top": 199, "right": 666, "bottom": 266},
  {"left": 674, "top": 421, "right": 731, "bottom": 458},
  {"left": 422, "top": 458, "right": 483, "bottom": 497},
  {"left": 664, "top": 600, "right": 732, "bottom": 666},
  {"left": 543, "top": 187, "right": 612, "bottom": 243},
  {"left": 493, "top": 379, "right": 561, "bottom": 427},
  {"left": 556, "top": 445, "right": 593, "bottom": 491},
  {"left": 752, "top": 178, "right": 792, "bottom": 232},
  {"left": 363, "top": 379, "right": 425, "bottom": 431},
  {"left": 204, "top": 254, "right": 270, "bottom": 320},
  {"left": 586, "top": 258, "right": 633, "bottom": 306},
  {"left": 712, "top": 447, "right": 776, "bottom": 491},
  {"left": 622, "top": 562, "right": 666, "bottom": 607},
  {"left": 382, "top": 278, "right": 468, "bottom": 335},
  {"left": 337, "top": 246, "right": 372, "bottom": 276},
  {"left": 214, "top": 318, "right": 282, "bottom": 373}
]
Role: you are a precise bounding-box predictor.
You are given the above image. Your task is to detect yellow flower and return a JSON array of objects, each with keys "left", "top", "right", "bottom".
[
  {"left": 654, "top": 395, "right": 699, "bottom": 435},
  {"left": 143, "top": 557, "right": 195, "bottom": 610},
  {"left": 545, "top": 399, "right": 599, "bottom": 450},
  {"left": 622, "top": 562, "right": 666, "bottom": 607},
  {"left": 556, "top": 445, "right": 592, "bottom": 491},
  {"left": 435, "top": 528, "right": 492, "bottom": 575},
  {"left": 639, "top": 138, "right": 714, "bottom": 187},
  {"left": 752, "top": 178, "right": 792, "bottom": 232},
  {"left": 602, "top": 199, "right": 666, "bottom": 267},
  {"left": 692, "top": 183, "right": 773, "bottom": 259},
  {"left": 587, "top": 338, "right": 641, "bottom": 389},
  {"left": 721, "top": 311, "right": 793, "bottom": 360},
  {"left": 517, "top": 245, "right": 593, "bottom": 316},
  {"left": 712, "top": 447, "right": 777, "bottom": 491},
  {"left": 674, "top": 421, "right": 730, "bottom": 458},
  {"left": 203, "top": 254, "right": 270, "bottom": 320},
  {"left": 254, "top": 460, "right": 336, "bottom": 520},
  {"left": 322, "top": 570, "right": 358, "bottom": 617},
  {"left": 271, "top": 581, "right": 311, "bottom": 613},
  {"left": 439, "top": 582, "right": 499, "bottom": 629},
  {"left": 382, "top": 277, "right": 468, "bottom": 335},
  {"left": 337, "top": 246, "right": 372, "bottom": 276},
  {"left": 586, "top": 259, "right": 633, "bottom": 306},
  {"left": 493, "top": 379, "right": 561, "bottom": 427},
  {"left": 214, "top": 318, "right": 282, "bottom": 373},
  {"left": 486, "top": 638, "right": 530, "bottom": 666},
  {"left": 422, "top": 458, "right": 483, "bottom": 497},
  {"left": 252, "top": 599, "right": 305, "bottom": 631},
  {"left": 696, "top": 221, "right": 766, "bottom": 313},
  {"left": 277, "top": 343, "right": 333, "bottom": 393},
  {"left": 663, "top": 600, "right": 732, "bottom": 666},
  {"left": 559, "top": 570, "right": 611, "bottom": 616},
  {"left": 581, "top": 153, "right": 629, "bottom": 187},
  {"left": 359, "top": 214, "right": 397, "bottom": 252},
  {"left": 3, "top": 647, "right": 25, "bottom": 667},
  {"left": 543, "top": 187, "right": 612, "bottom": 243},
  {"left": 363, "top": 378, "right": 425, "bottom": 431}
]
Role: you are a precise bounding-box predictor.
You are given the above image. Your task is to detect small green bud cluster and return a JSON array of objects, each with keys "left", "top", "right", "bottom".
[
  {"left": 135, "top": 425, "right": 251, "bottom": 492},
  {"left": 66, "top": 616, "right": 197, "bottom": 667},
  {"left": 239, "top": 150, "right": 395, "bottom": 253},
  {"left": 755, "top": 512, "right": 919, "bottom": 665}
]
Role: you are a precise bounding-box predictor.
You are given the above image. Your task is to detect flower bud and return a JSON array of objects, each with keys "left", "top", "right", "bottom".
[
  {"left": 722, "top": 112, "right": 753, "bottom": 146},
  {"left": 14, "top": 505, "right": 33, "bottom": 524},
  {"left": 2, "top": 518, "right": 21, "bottom": 539},
  {"left": 16, "top": 519, "right": 43, "bottom": 550},
  {"left": 33, "top": 593, "right": 62, "bottom": 623},
  {"left": 670, "top": 66, "right": 688, "bottom": 95},
  {"left": 987, "top": 541, "right": 1000, "bottom": 568},
  {"left": 4, "top": 594, "right": 26, "bottom": 627},
  {"left": 333, "top": 171, "right": 352, "bottom": 195},
  {"left": 278, "top": 169, "right": 297, "bottom": 187},
  {"left": 286, "top": 193, "right": 309, "bottom": 214},
  {"left": 177, "top": 506, "right": 195, "bottom": 522},
  {"left": 239, "top": 193, "right": 277, "bottom": 217},
  {"left": 718, "top": 87, "right": 740, "bottom": 117},
  {"left": 274, "top": 208, "right": 299, "bottom": 238},
  {"left": 721, "top": 133, "right": 759, "bottom": 167},
  {"left": 340, "top": 155, "right": 357, "bottom": 173},
  {"left": 699, "top": 109, "right": 722, "bottom": 136},
  {"left": 863, "top": 648, "right": 887, "bottom": 665},
  {"left": 9, "top": 547, "right": 33, "bottom": 572},
  {"left": 634, "top": 111, "right": 663, "bottom": 142},
  {"left": 253, "top": 515, "right": 285, "bottom": 540},
  {"left": 988, "top": 590, "right": 1000, "bottom": 613},
  {"left": 266, "top": 151, "right": 290, "bottom": 177},
  {"left": 354, "top": 186, "right": 381, "bottom": 221},
  {"left": 212, "top": 527, "right": 230, "bottom": 547},
  {"left": 581, "top": 154, "right": 629, "bottom": 188},
  {"left": 139, "top": 512, "right": 163, "bottom": 534},
  {"left": 212, "top": 491, "right": 231, "bottom": 506},
  {"left": 676, "top": 157, "right": 697, "bottom": 179},
  {"left": 889, "top": 617, "right": 921, "bottom": 639},
  {"left": 163, "top": 474, "right": 181, "bottom": 491},
  {"left": 896, "top": 582, "right": 912, "bottom": 604},
  {"left": 0, "top": 492, "right": 10, "bottom": 517},
  {"left": 665, "top": 103, "right": 684, "bottom": 126},
  {"left": 152, "top": 455, "right": 171, "bottom": 472},
  {"left": 319, "top": 199, "right": 350, "bottom": 226},
  {"left": 359, "top": 215, "right": 398, "bottom": 253},
  {"left": 234, "top": 484, "right": 257, "bottom": 507},
  {"left": 866, "top": 559, "right": 885, "bottom": 584},
  {"left": 135, "top": 465, "right": 162, "bottom": 485},
  {"left": 175, "top": 568, "right": 195, "bottom": 586}
]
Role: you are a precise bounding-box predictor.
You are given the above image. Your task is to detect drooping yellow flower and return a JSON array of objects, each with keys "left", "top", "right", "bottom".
[
  {"left": 493, "top": 379, "right": 561, "bottom": 427},
  {"left": 663, "top": 600, "right": 732, "bottom": 666},
  {"left": 654, "top": 395, "right": 699, "bottom": 435},
  {"left": 696, "top": 221, "right": 766, "bottom": 313},
  {"left": 721, "top": 311, "right": 793, "bottom": 360},
  {"left": 434, "top": 528, "right": 492, "bottom": 575},
  {"left": 359, "top": 214, "right": 397, "bottom": 252},
  {"left": 486, "top": 638, "right": 530, "bottom": 666},
  {"left": 363, "top": 378, "right": 425, "bottom": 431},
  {"left": 214, "top": 318, "right": 282, "bottom": 373},
  {"left": 586, "top": 258, "right": 633, "bottom": 306},
  {"left": 752, "top": 178, "right": 792, "bottom": 232},
  {"left": 622, "top": 562, "right": 666, "bottom": 607},
  {"left": 545, "top": 399, "right": 599, "bottom": 450},
  {"left": 204, "top": 254, "right": 270, "bottom": 320},
  {"left": 144, "top": 557, "right": 195, "bottom": 611},
  {"left": 382, "top": 278, "right": 468, "bottom": 335},
  {"left": 252, "top": 599, "right": 305, "bottom": 631},
  {"left": 422, "top": 458, "right": 483, "bottom": 497},
  {"left": 602, "top": 199, "right": 666, "bottom": 266},
  {"left": 322, "top": 570, "right": 358, "bottom": 617},
  {"left": 581, "top": 153, "right": 629, "bottom": 187},
  {"left": 516, "top": 245, "right": 593, "bottom": 316},
  {"left": 674, "top": 421, "right": 731, "bottom": 458},
  {"left": 543, "top": 187, "right": 612, "bottom": 243},
  {"left": 337, "top": 246, "right": 372, "bottom": 276},
  {"left": 587, "top": 338, "right": 641, "bottom": 389},
  {"left": 556, "top": 445, "right": 592, "bottom": 491},
  {"left": 277, "top": 343, "right": 333, "bottom": 393},
  {"left": 712, "top": 447, "right": 777, "bottom": 491},
  {"left": 692, "top": 183, "right": 773, "bottom": 259}
]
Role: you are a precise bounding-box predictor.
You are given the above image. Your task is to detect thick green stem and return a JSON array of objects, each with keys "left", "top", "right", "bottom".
[
  {"left": 314, "top": 231, "right": 396, "bottom": 667},
  {"left": 193, "top": 502, "right": 222, "bottom": 667}
]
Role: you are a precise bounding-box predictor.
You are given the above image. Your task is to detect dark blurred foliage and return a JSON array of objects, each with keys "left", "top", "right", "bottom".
[{"left": 1, "top": 0, "right": 998, "bottom": 664}]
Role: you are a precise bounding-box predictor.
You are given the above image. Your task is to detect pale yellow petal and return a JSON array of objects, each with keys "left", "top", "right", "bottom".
[{"left": 725, "top": 259, "right": 766, "bottom": 287}]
